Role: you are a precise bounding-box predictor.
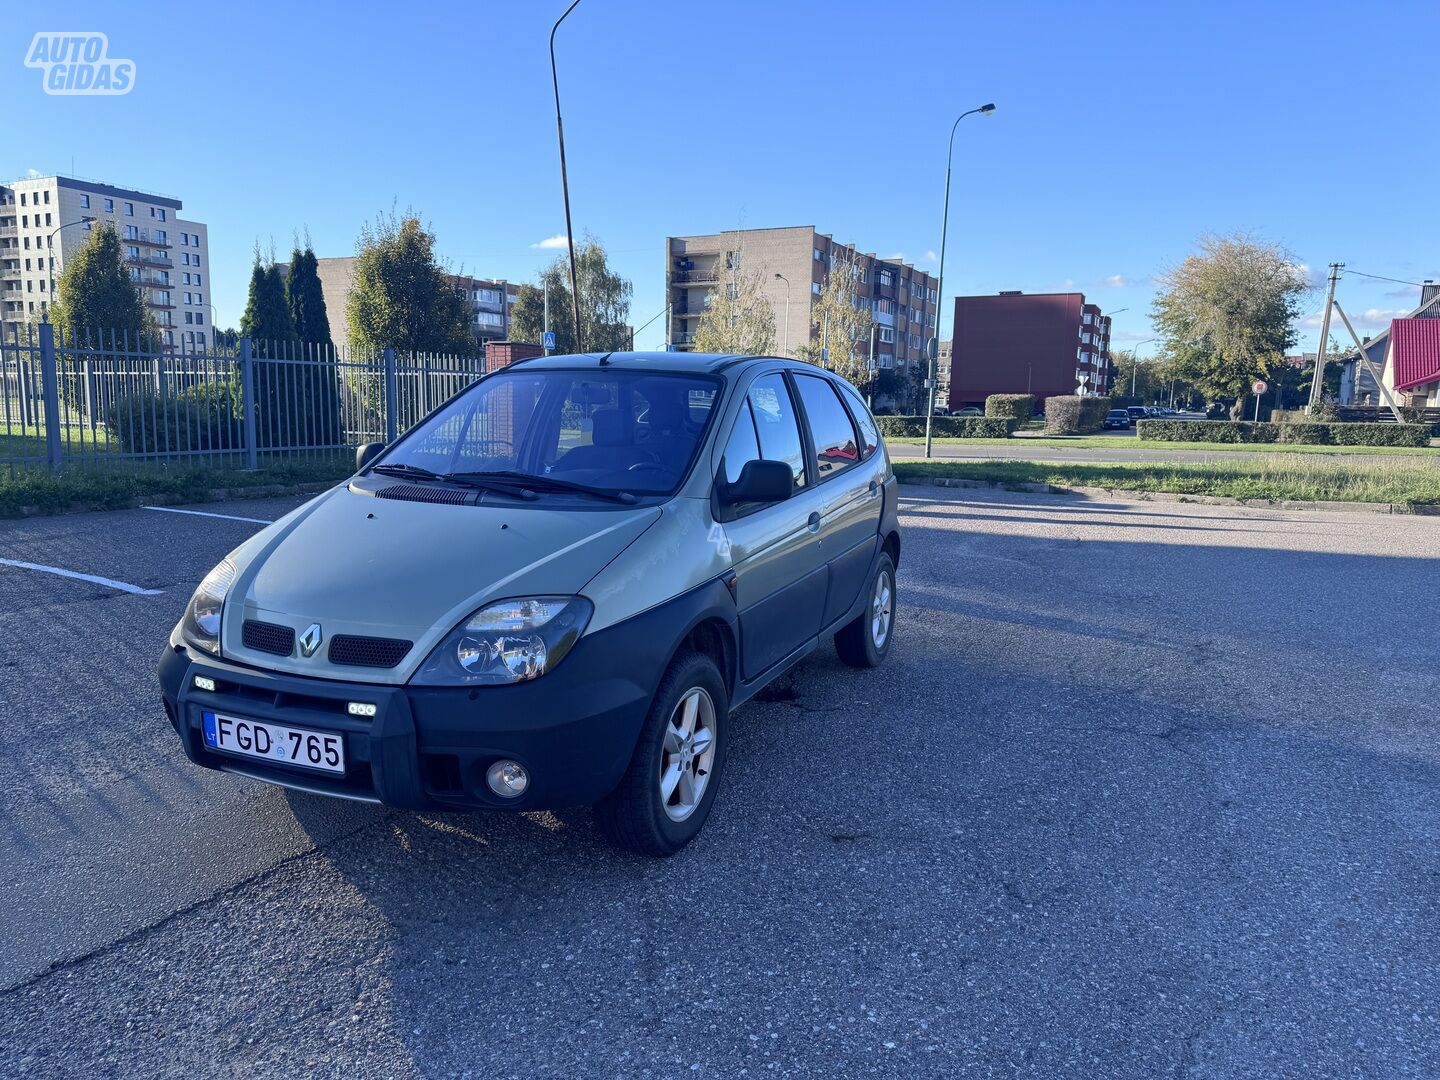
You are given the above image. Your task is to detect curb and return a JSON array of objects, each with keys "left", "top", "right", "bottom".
[
  {"left": 897, "top": 475, "right": 1437, "bottom": 515},
  {"left": 14, "top": 481, "right": 339, "bottom": 519}
]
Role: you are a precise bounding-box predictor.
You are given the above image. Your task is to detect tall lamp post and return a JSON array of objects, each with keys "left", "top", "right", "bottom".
[
  {"left": 44, "top": 216, "right": 96, "bottom": 321},
  {"left": 773, "top": 272, "right": 791, "bottom": 355},
  {"left": 549, "top": 0, "right": 584, "bottom": 352},
  {"left": 1130, "top": 337, "right": 1157, "bottom": 398},
  {"left": 925, "top": 102, "right": 995, "bottom": 459}
]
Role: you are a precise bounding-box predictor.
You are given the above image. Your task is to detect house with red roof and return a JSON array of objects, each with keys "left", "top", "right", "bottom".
[{"left": 1379, "top": 317, "right": 1440, "bottom": 406}]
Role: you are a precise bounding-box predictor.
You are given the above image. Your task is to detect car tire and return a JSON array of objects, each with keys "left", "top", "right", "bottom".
[
  {"left": 593, "top": 649, "right": 728, "bottom": 857},
  {"left": 834, "top": 552, "right": 895, "bottom": 669}
]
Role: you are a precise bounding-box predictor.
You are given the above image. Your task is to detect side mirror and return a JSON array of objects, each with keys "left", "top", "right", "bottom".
[
  {"left": 355, "top": 442, "right": 385, "bottom": 473},
  {"left": 722, "top": 459, "right": 793, "bottom": 505}
]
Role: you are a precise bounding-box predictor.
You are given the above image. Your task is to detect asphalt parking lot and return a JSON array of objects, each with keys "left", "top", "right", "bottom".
[{"left": 2, "top": 486, "right": 1438, "bottom": 1078}]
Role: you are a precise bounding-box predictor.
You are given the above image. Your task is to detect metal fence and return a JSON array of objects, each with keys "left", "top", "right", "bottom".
[{"left": 0, "top": 324, "right": 491, "bottom": 476}]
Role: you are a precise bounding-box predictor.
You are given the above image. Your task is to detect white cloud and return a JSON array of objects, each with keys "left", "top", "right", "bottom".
[
  {"left": 530, "top": 234, "right": 569, "bottom": 250},
  {"left": 1103, "top": 274, "right": 1127, "bottom": 288},
  {"left": 1291, "top": 262, "right": 1328, "bottom": 290},
  {"left": 25, "top": 168, "right": 40, "bottom": 178},
  {"left": 922, "top": 250, "right": 939, "bottom": 264},
  {"left": 884, "top": 251, "right": 906, "bottom": 262},
  {"left": 1385, "top": 284, "right": 1422, "bottom": 300}
]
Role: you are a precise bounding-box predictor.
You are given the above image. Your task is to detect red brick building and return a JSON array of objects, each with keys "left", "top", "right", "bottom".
[{"left": 946, "top": 291, "right": 1112, "bottom": 410}]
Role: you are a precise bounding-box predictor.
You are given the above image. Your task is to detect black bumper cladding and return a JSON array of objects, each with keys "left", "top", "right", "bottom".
[{"left": 158, "top": 579, "right": 739, "bottom": 812}]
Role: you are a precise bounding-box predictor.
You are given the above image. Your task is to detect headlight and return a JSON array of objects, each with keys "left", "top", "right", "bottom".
[
  {"left": 181, "top": 558, "right": 236, "bottom": 655},
  {"left": 412, "top": 596, "right": 593, "bottom": 686}
]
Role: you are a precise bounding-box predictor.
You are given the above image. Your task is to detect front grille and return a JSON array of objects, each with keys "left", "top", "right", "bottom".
[
  {"left": 243, "top": 619, "right": 295, "bottom": 657},
  {"left": 328, "top": 634, "right": 412, "bottom": 669},
  {"left": 376, "top": 483, "right": 472, "bottom": 506}
]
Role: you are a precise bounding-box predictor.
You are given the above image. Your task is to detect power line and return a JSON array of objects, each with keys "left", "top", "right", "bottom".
[{"left": 1341, "top": 269, "right": 1429, "bottom": 288}]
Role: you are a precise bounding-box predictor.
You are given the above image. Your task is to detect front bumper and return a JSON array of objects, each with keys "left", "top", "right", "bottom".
[{"left": 159, "top": 631, "right": 655, "bottom": 812}]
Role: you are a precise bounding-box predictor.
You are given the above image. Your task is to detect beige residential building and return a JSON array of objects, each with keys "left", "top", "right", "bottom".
[
  {"left": 0, "top": 175, "right": 211, "bottom": 351},
  {"left": 314, "top": 256, "right": 519, "bottom": 349},
  {"left": 664, "top": 225, "right": 939, "bottom": 408}
]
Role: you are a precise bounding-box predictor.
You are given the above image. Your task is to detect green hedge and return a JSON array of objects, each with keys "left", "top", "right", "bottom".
[
  {"left": 875, "top": 415, "right": 1017, "bottom": 439},
  {"left": 985, "top": 394, "right": 1035, "bottom": 422},
  {"left": 104, "top": 382, "right": 244, "bottom": 454},
  {"left": 1137, "top": 419, "right": 1432, "bottom": 447},
  {"left": 1044, "top": 396, "right": 1109, "bottom": 435}
]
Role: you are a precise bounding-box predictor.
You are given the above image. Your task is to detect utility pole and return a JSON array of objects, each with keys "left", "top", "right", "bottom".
[
  {"left": 542, "top": 278, "right": 551, "bottom": 355},
  {"left": 1307, "top": 263, "right": 1341, "bottom": 409}
]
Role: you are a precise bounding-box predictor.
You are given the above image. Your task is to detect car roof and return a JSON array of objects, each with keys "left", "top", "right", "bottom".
[{"left": 500, "top": 351, "right": 837, "bottom": 379}]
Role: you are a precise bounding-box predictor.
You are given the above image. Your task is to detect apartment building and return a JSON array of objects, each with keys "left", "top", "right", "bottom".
[
  {"left": 947, "top": 291, "right": 1113, "bottom": 410},
  {"left": 664, "top": 225, "right": 939, "bottom": 407},
  {"left": 314, "top": 257, "right": 519, "bottom": 349},
  {"left": 0, "top": 175, "right": 211, "bottom": 350}
]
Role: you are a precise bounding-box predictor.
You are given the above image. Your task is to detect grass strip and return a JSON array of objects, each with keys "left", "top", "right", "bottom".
[{"left": 893, "top": 455, "right": 1440, "bottom": 505}]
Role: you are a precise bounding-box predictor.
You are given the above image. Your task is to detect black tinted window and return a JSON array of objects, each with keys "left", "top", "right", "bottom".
[
  {"left": 748, "top": 374, "right": 807, "bottom": 490},
  {"left": 794, "top": 374, "right": 860, "bottom": 481}
]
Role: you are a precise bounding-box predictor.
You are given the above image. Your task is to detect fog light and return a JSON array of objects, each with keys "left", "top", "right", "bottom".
[
  {"left": 347, "top": 702, "right": 378, "bottom": 717},
  {"left": 193, "top": 675, "right": 216, "bottom": 692},
  {"left": 486, "top": 760, "right": 529, "bottom": 798}
]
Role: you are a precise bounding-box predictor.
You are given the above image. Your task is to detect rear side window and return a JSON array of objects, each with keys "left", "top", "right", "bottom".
[
  {"left": 835, "top": 382, "right": 880, "bottom": 460},
  {"left": 748, "top": 374, "right": 807, "bottom": 490},
  {"left": 793, "top": 373, "right": 861, "bottom": 481}
]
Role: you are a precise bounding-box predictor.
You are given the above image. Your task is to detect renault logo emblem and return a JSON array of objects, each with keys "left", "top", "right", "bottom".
[{"left": 298, "top": 623, "right": 323, "bottom": 658}]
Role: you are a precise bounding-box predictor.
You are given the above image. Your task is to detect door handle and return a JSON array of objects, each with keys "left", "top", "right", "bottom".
[
  {"left": 807, "top": 511, "right": 821, "bottom": 531},
  {"left": 868, "top": 479, "right": 879, "bottom": 497}
]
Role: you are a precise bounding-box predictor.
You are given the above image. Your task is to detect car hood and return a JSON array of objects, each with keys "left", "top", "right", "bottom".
[{"left": 219, "top": 484, "right": 661, "bottom": 684}]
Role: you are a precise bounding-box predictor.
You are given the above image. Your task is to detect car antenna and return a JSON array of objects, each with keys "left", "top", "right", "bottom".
[{"left": 598, "top": 351, "right": 614, "bottom": 366}]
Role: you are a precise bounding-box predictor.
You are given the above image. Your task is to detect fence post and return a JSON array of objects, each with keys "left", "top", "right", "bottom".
[
  {"left": 38, "top": 322, "right": 63, "bottom": 471},
  {"left": 384, "top": 346, "right": 398, "bottom": 443},
  {"left": 240, "top": 335, "right": 259, "bottom": 470}
]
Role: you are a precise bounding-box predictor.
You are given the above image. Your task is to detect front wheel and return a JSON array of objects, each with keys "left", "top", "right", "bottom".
[
  {"left": 594, "top": 650, "right": 728, "bottom": 856},
  {"left": 834, "top": 553, "right": 895, "bottom": 668}
]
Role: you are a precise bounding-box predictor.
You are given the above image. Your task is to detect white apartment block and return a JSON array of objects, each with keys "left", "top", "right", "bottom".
[{"left": 0, "top": 175, "right": 212, "bottom": 351}]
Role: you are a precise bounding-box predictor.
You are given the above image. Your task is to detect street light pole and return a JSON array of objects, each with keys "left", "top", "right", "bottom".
[
  {"left": 925, "top": 103, "right": 995, "bottom": 459},
  {"left": 773, "top": 272, "right": 791, "bottom": 355},
  {"left": 44, "top": 216, "right": 96, "bottom": 321},
  {"left": 549, "top": 0, "right": 584, "bottom": 353},
  {"left": 1130, "top": 337, "right": 1157, "bottom": 398}
]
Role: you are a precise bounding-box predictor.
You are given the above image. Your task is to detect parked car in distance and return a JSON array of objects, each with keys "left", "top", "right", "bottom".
[
  {"left": 1126, "top": 406, "right": 1149, "bottom": 422},
  {"left": 159, "top": 353, "right": 902, "bottom": 857},
  {"left": 951, "top": 407, "right": 983, "bottom": 417},
  {"left": 1104, "top": 409, "right": 1132, "bottom": 429}
]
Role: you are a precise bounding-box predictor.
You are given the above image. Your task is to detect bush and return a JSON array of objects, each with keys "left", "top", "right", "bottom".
[
  {"left": 1137, "top": 419, "right": 1431, "bottom": 447},
  {"left": 105, "top": 382, "right": 244, "bottom": 454},
  {"left": 985, "top": 394, "right": 1034, "bottom": 422},
  {"left": 874, "top": 415, "right": 1016, "bottom": 439},
  {"left": 1043, "top": 396, "right": 1109, "bottom": 435}
]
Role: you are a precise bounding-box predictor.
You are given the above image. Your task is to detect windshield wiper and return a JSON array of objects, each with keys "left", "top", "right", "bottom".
[
  {"left": 447, "top": 470, "right": 638, "bottom": 505},
  {"left": 371, "top": 463, "right": 539, "bottom": 500},
  {"left": 371, "top": 463, "right": 444, "bottom": 480}
]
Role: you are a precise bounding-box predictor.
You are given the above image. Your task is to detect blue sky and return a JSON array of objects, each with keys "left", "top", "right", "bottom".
[{"left": 7, "top": 0, "right": 1437, "bottom": 355}]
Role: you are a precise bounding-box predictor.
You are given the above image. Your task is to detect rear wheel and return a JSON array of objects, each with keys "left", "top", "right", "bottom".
[
  {"left": 834, "top": 553, "right": 895, "bottom": 668},
  {"left": 594, "top": 650, "right": 728, "bottom": 856}
]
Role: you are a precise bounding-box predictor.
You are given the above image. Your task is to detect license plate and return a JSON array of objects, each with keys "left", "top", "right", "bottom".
[{"left": 201, "top": 711, "right": 345, "bottom": 774}]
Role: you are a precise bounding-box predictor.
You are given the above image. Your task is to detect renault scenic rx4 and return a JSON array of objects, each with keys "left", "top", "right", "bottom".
[{"left": 159, "top": 352, "right": 901, "bottom": 855}]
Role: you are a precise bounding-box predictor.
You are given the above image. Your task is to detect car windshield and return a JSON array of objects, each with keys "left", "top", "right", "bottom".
[{"left": 372, "top": 367, "right": 721, "bottom": 498}]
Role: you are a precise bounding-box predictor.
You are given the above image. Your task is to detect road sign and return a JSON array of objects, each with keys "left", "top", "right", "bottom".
[
  {"left": 542, "top": 331, "right": 556, "bottom": 351},
  {"left": 1253, "top": 379, "right": 1268, "bottom": 394}
]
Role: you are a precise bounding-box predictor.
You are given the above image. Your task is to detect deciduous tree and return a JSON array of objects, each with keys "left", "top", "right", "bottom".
[
  {"left": 692, "top": 236, "right": 775, "bottom": 355},
  {"left": 509, "top": 236, "right": 633, "bottom": 352},
  {"left": 347, "top": 212, "right": 473, "bottom": 355},
  {"left": 1151, "top": 234, "right": 1308, "bottom": 418},
  {"left": 795, "top": 252, "right": 872, "bottom": 387}
]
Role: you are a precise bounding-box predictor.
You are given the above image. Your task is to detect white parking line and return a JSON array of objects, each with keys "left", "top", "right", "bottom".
[
  {"left": 141, "top": 506, "right": 274, "bottom": 525},
  {"left": 0, "top": 558, "right": 165, "bottom": 596}
]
